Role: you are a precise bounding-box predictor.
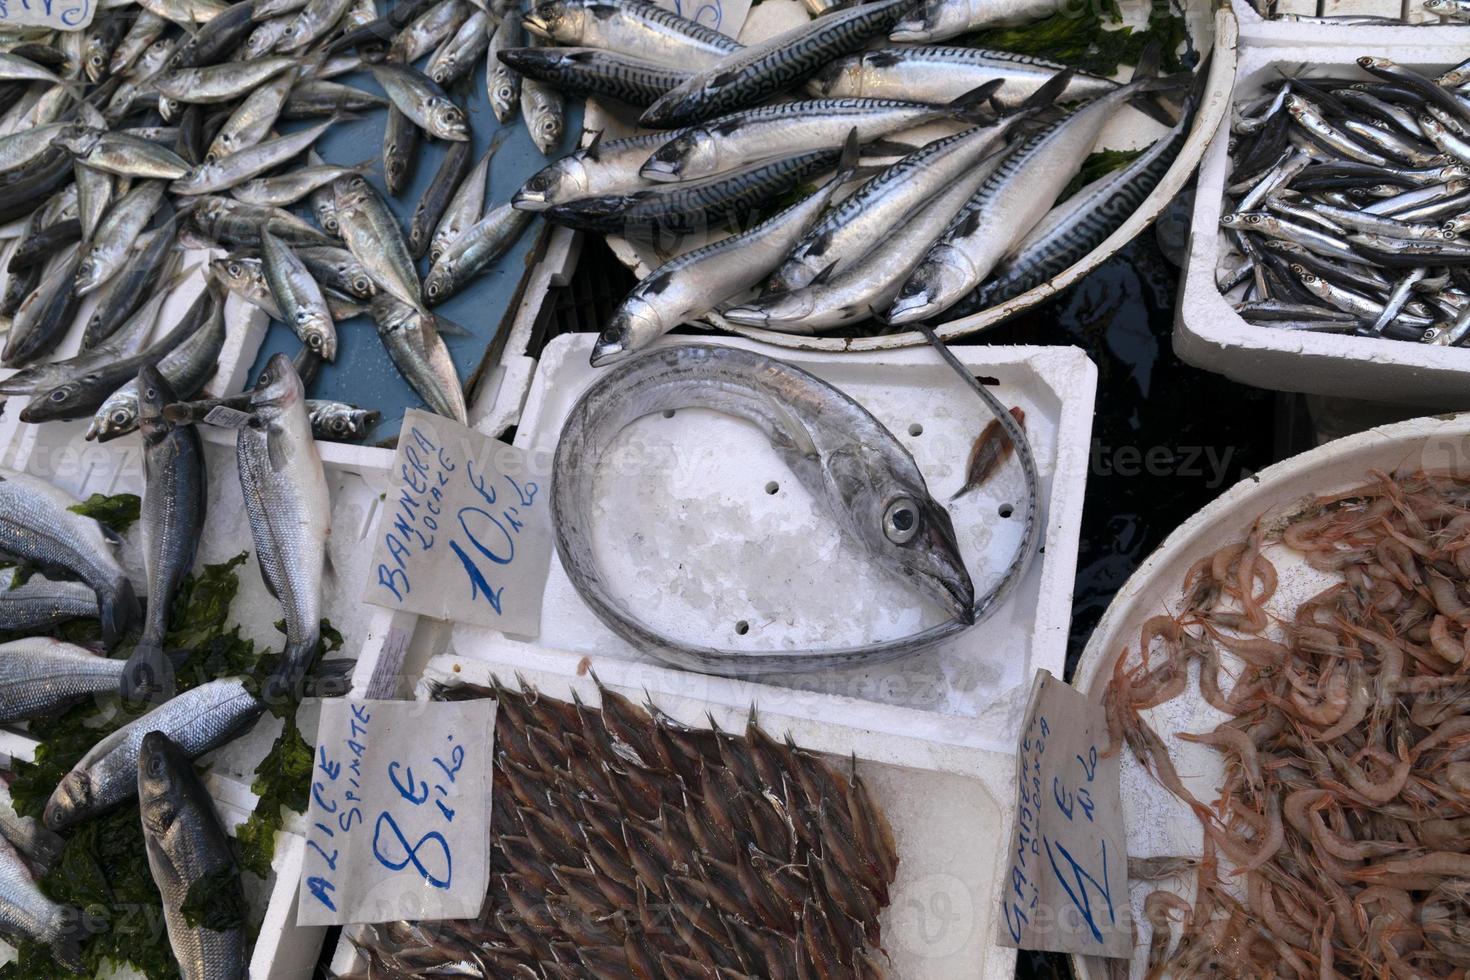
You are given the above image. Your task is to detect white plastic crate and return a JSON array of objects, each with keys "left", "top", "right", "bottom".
[
  {"left": 329, "top": 652, "right": 1022, "bottom": 980},
  {"left": 1175, "top": 43, "right": 1470, "bottom": 407},
  {"left": 1233, "top": 0, "right": 1470, "bottom": 40},
  {"left": 1067, "top": 412, "right": 1470, "bottom": 978}
]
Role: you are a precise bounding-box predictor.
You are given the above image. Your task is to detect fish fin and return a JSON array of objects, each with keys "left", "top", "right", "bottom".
[
  {"left": 50, "top": 925, "right": 84, "bottom": 976},
  {"left": 1013, "top": 67, "right": 1075, "bottom": 114},
  {"left": 809, "top": 261, "right": 839, "bottom": 287},
  {"left": 99, "top": 579, "right": 139, "bottom": 650},
  {"left": 584, "top": 128, "right": 604, "bottom": 156},
  {"left": 1131, "top": 41, "right": 1162, "bottom": 82},
  {"left": 121, "top": 639, "right": 175, "bottom": 704},
  {"left": 862, "top": 136, "right": 923, "bottom": 156},
  {"left": 708, "top": 68, "right": 742, "bottom": 88},
  {"left": 834, "top": 127, "right": 860, "bottom": 183},
  {"left": 946, "top": 79, "right": 1005, "bottom": 122},
  {"left": 430, "top": 312, "right": 472, "bottom": 337}
]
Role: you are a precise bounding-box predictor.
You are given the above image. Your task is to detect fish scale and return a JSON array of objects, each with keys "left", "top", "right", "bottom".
[
  {"left": 0, "top": 570, "right": 97, "bottom": 635},
  {"left": 0, "top": 639, "right": 129, "bottom": 721}
]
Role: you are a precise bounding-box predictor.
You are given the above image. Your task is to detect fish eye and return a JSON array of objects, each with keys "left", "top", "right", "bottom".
[
  {"left": 145, "top": 387, "right": 157, "bottom": 401},
  {"left": 308, "top": 333, "right": 323, "bottom": 349},
  {"left": 883, "top": 498, "right": 919, "bottom": 545},
  {"left": 49, "top": 390, "right": 67, "bottom": 402},
  {"left": 112, "top": 410, "right": 129, "bottom": 424},
  {"left": 599, "top": 326, "right": 619, "bottom": 343},
  {"left": 147, "top": 753, "right": 167, "bottom": 778}
]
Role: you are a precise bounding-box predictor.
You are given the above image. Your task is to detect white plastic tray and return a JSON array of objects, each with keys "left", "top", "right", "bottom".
[
  {"left": 405, "top": 334, "right": 1096, "bottom": 754},
  {"left": 1234, "top": 0, "right": 1470, "bottom": 38},
  {"left": 1175, "top": 44, "right": 1470, "bottom": 406},
  {"left": 1067, "top": 412, "right": 1470, "bottom": 978},
  {"left": 329, "top": 652, "right": 1021, "bottom": 980}
]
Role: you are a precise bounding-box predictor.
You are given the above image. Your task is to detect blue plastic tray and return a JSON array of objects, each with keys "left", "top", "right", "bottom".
[{"left": 246, "top": 54, "right": 584, "bottom": 445}]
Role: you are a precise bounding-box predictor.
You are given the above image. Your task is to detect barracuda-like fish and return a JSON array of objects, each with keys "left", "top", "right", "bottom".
[
  {"left": 45, "top": 677, "right": 265, "bottom": 830},
  {"left": 307, "top": 399, "right": 380, "bottom": 440},
  {"left": 513, "top": 130, "right": 668, "bottom": 211},
  {"left": 499, "top": 46, "right": 693, "bottom": 108},
  {"left": 0, "top": 638, "right": 130, "bottom": 720},
  {"left": 523, "top": 0, "right": 740, "bottom": 69},
  {"left": 371, "top": 293, "right": 467, "bottom": 422},
  {"left": 424, "top": 203, "right": 533, "bottom": 303},
  {"left": 0, "top": 570, "right": 98, "bottom": 635},
  {"left": 88, "top": 291, "right": 227, "bottom": 442},
  {"left": 889, "top": 68, "right": 1177, "bottom": 324},
  {"left": 595, "top": 135, "right": 858, "bottom": 364},
  {"left": 139, "top": 732, "right": 248, "bottom": 980},
  {"left": 640, "top": 0, "right": 912, "bottom": 128},
  {"left": 0, "top": 469, "right": 138, "bottom": 648},
  {"left": 554, "top": 344, "right": 977, "bottom": 675},
  {"left": 236, "top": 353, "right": 331, "bottom": 701},
  {"left": 809, "top": 45, "right": 1116, "bottom": 108},
  {"left": 642, "top": 87, "right": 995, "bottom": 182}
]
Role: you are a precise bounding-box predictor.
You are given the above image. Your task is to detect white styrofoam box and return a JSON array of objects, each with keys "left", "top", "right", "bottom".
[
  {"left": 1176, "top": 42, "right": 1470, "bottom": 407},
  {"left": 1066, "top": 412, "right": 1470, "bottom": 978},
  {"left": 330, "top": 653, "right": 1020, "bottom": 980},
  {"left": 1233, "top": 0, "right": 1470, "bottom": 38},
  {"left": 396, "top": 334, "right": 1095, "bottom": 755}
]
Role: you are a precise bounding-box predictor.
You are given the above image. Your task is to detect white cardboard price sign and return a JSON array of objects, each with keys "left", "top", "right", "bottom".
[
  {"left": 0, "top": 0, "right": 94, "bottom": 29},
  {"left": 366, "top": 409, "right": 553, "bottom": 637},
  {"left": 998, "top": 669, "right": 1132, "bottom": 959},
  {"left": 297, "top": 698, "right": 497, "bottom": 926}
]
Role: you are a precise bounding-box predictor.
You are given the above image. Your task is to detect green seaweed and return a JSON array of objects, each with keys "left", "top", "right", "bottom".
[
  {"left": 965, "top": 0, "right": 1189, "bottom": 77},
  {"left": 234, "top": 719, "right": 314, "bottom": 879},
  {"left": 181, "top": 863, "right": 248, "bottom": 932},
  {"left": 1059, "top": 147, "right": 1147, "bottom": 202},
  {"left": 67, "top": 493, "right": 141, "bottom": 536}
]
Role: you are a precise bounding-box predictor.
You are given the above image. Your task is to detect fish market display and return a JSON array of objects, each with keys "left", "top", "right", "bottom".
[
  {"left": 350, "top": 677, "right": 900, "bottom": 978},
  {"left": 1107, "top": 467, "right": 1470, "bottom": 976},
  {"left": 1217, "top": 58, "right": 1470, "bottom": 345}
]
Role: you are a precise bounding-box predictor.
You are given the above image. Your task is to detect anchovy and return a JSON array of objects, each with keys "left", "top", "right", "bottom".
[
  {"left": 553, "top": 344, "right": 978, "bottom": 675},
  {"left": 307, "top": 399, "right": 380, "bottom": 441},
  {"left": 138, "top": 732, "right": 248, "bottom": 980},
  {"left": 595, "top": 139, "right": 857, "bottom": 365},
  {"left": 236, "top": 353, "right": 331, "bottom": 701},
  {"left": 424, "top": 203, "right": 533, "bottom": 303},
  {"left": 499, "top": 46, "right": 693, "bottom": 107},
  {"left": 409, "top": 138, "right": 473, "bottom": 260},
  {"left": 44, "top": 677, "right": 265, "bottom": 830},
  {"left": 0, "top": 571, "right": 98, "bottom": 635},
  {"left": 810, "top": 46, "right": 1115, "bottom": 108},
  {"left": 641, "top": 0, "right": 912, "bottom": 127},
  {"left": 522, "top": 0, "right": 740, "bottom": 70},
  {"left": 370, "top": 293, "right": 467, "bottom": 423},
  {"left": 0, "top": 468, "right": 138, "bottom": 647}
]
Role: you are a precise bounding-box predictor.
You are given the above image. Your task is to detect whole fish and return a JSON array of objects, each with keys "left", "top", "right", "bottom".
[
  {"left": 61, "top": 127, "right": 193, "bottom": 179},
  {"left": 204, "top": 68, "right": 295, "bottom": 162},
  {"left": 498, "top": 47, "right": 693, "bottom": 108},
  {"left": 334, "top": 173, "right": 424, "bottom": 310},
  {"left": 389, "top": 0, "right": 471, "bottom": 63},
  {"left": 154, "top": 57, "right": 296, "bottom": 104},
  {"left": 139, "top": 731, "right": 248, "bottom": 980},
  {"left": 190, "top": 195, "right": 337, "bottom": 248},
  {"left": 514, "top": 130, "right": 669, "bottom": 210},
  {"left": 112, "top": 10, "right": 169, "bottom": 76},
  {"left": 640, "top": 0, "right": 912, "bottom": 128},
  {"left": 307, "top": 151, "right": 342, "bottom": 235},
  {"left": 8, "top": 218, "right": 82, "bottom": 271},
  {"left": 173, "top": 116, "right": 339, "bottom": 195},
  {"left": 409, "top": 138, "right": 473, "bottom": 260},
  {"left": 595, "top": 134, "right": 858, "bottom": 365},
  {"left": 0, "top": 121, "right": 73, "bottom": 175},
  {"left": 371, "top": 293, "right": 467, "bottom": 423},
  {"left": 0, "top": 468, "right": 138, "bottom": 647},
  {"left": 0, "top": 638, "right": 132, "bottom": 721},
  {"left": 277, "top": 0, "right": 356, "bottom": 52},
  {"left": 75, "top": 180, "right": 166, "bottom": 293},
  {"left": 208, "top": 254, "right": 366, "bottom": 323},
  {"left": 75, "top": 161, "right": 114, "bottom": 241},
  {"left": 810, "top": 45, "right": 1116, "bottom": 108},
  {"left": 231, "top": 158, "right": 372, "bottom": 207},
  {"left": 641, "top": 89, "right": 995, "bottom": 182},
  {"left": 0, "top": 569, "right": 98, "bottom": 634},
  {"left": 371, "top": 62, "right": 469, "bottom": 141},
  {"left": 3, "top": 246, "right": 84, "bottom": 367},
  {"left": 382, "top": 104, "right": 420, "bottom": 197},
  {"left": 522, "top": 0, "right": 740, "bottom": 69},
  {"left": 296, "top": 245, "right": 378, "bottom": 298},
  {"left": 520, "top": 66, "right": 566, "bottom": 154},
  {"left": 486, "top": 8, "right": 524, "bottom": 122},
  {"left": 84, "top": 13, "right": 128, "bottom": 82},
  {"left": 307, "top": 400, "right": 380, "bottom": 441},
  {"left": 554, "top": 344, "right": 975, "bottom": 675},
  {"left": 282, "top": 79, "right": 386, "bottom": 118},
  {"left": 427, "top": 8, "right": 492, "bottom": 86},
  {"left": 890, "top": 0, "right": 1061, "bottom": 41},
  {"left": 44, "top": 677, "right": 266, "bottom": 830},
  {"left": 166, "top": 0, "right": 259, "bottom": 66},
  {"left": 889, "top": 71, "right": 1175, "bottom": 324},
  {"left": 0, "top": 835, "right": 81, "bottom": 971},
  {"left": 424, "top": 204, "right": 533, "bottom": 303},
  {"left": 236, "top": 353, "right": 331, "bottom": 702},
  {"left": 431, "top": 142, "right": 497, "bottom": 262},
  {"left": 83, "top": 217, "right": 182, "bottom": 348},
  {"left": 261, "top": 223, "right": 338, "bottom": 358}
]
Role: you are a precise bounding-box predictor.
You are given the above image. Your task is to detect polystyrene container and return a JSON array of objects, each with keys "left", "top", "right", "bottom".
[
  {"left": 328, "top": 652, "right": 1023, "bottom": 980},
  {"left": 1067, "top": 412, "right": 1470, "bottom": 977},
  {"left": 1176, "top": 43, "right": 1470, "bottom": 407},
  {"left": 1233, "top": 0, "right": 1470, "bottom": 40}
]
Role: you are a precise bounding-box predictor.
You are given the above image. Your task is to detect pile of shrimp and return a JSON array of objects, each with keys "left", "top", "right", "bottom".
[{"left": 1105, "top": 469, "right": 1470, "bottom": 978}]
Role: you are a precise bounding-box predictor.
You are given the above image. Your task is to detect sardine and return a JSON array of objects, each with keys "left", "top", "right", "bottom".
[
  {"left": 486, "top": 8, "right": 524, "bottom": 122},
  {"left": 371, "top": 62, "right": 468, "bottom": 141},
  {"left": 334, "top": 172, "right": 424, "bottom": 310}
]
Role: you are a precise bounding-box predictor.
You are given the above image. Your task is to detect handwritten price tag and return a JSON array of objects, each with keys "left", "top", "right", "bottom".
[
  {"left": 297, "top": 698, "right": 496, "bottom": 926},
  {"left": 998, "top": 670, "right": 1131, "bottom": 958},
  {"left": 366, "top": 409, "right": 553, "bottom": 637},
  {"left": 0, "top": 0, "right": 94, "bottom": 29}
]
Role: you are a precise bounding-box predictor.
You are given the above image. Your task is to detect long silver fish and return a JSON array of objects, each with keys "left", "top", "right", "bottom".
[
  {"left": 75, "top": 180, "right": 166, "bottom": 293},
  {"left": 236, "top": 353, "right": 330, "bottom": 702},
  {"left": 513, "top": 130, "right": 668, "bottom": 211},
  {"left": 809, "top": 45, "right": 1116, "bottom": 108},
  {"left": 523, "top": 0, "right": 739, "bottom": 68},
  {"left": 334, "top": 173, "right": 424, "bottom": 310},
  {"left": 139, "top": 731, "right": 248, "bottom": 980},
  {"left": 371, "top": 293, "right": 467, "bottom": 423},
  {"left": 0, "top": 569, "right": 98, "bottom": 634},
  {"left": 553, "top": 344, "right": 974, "bottom": 675},
  {"left": 890, "top": 0, "right": 1061, "bottom": 41},
  {"left": 261, "top": 223, "right": 338, "bottom": 359},
  {"left": 4, "top": 245, "right": 84, "bottom": 366},
  {"left": 640, "top": 0, "right": 912, "bottom": 128},
  {"left": 154, "top": 56, "right": 296, "bottom": 103},
  {"left": 382, "top": 103, "right": 420, "bottom": 197},
  {"left": 423, "top": 203, "right": 532, "bottom": 304},
  {"left": 61, "top": 127, "right": 194, "bottom": 179},
  {"left": 498, "top": 46, "right": 693, "bottom": 108},
  {"left": 371, "top": 62, "right": 468, "bottom": 141},
  {"left": 0, "top": 638, "right": 132, "bottom": 721},
  {"left": 121, "top": 368, "right": 208, "bottom": 702},
  {"left": 594, "top": 135, "right": 858, "bottom": 364},
  {"left": 0, "top": 469, "right": 138, "bottom": 647},
  {"left": 44, "top": 677, "right": 265, "bottom": 830},
  {"left": 0, "top": 835, "right": 81, "bottom": 971},
  {"left": 83, "top": 218, "right": 182, "bottom": 348}
]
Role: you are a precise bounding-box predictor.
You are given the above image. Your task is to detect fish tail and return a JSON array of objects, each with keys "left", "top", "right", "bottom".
[
  {"left": 99, "top": 578, "right": 140, "bottom": 649},
  {"left": 121, "top": 638, "right": 175, "bottom": 704},
  {"left": 263, "top": 634, "right": 322, "bottom": 710},
  {"left": 50, "top": 919, "right": 84, "bottom": 975},
  {"left": 25, "top": 826, "right": 65, "bottom": 870}
]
